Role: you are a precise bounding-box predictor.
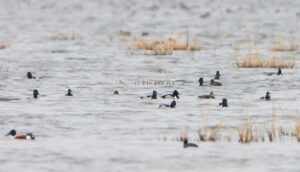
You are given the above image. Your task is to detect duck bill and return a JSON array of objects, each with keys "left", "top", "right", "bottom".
[{"left": 5, "top": 132, "right": 10, "bottom": 136}]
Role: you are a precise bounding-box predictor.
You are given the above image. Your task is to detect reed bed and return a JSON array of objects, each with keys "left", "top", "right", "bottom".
[
  {"left": 134, "top": 80, "right": 174, "bottom": 86},
  {"left": 49, "top": 28, "right": 75, "bottom": 41},
  {"left": 235, "top": 54, "right": 295, "bottom": 68},
  {"left": 128, "top": 38, "right": 200, "bottom": 55},
  {"left": 271, "top": 40, "right": 299, "bottom": 52},
  {"left": 158, "top": 120, "right": 300, "bottom": 144}
]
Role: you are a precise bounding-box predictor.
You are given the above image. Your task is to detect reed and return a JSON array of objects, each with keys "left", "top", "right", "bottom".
[
  {"left": 49, "top": 28, "right": 75, "bottom": 41},
  {"left": 292, "top": 121, "right": 300, "bottom": 142},
  {"left": 271, "top": 40, "right": 298, "bottom": 51},
  {"left": 128, "top": 38, "right": 200, "bottom": 55},
  {"left": 235, "top": 55, "right": 295, "bottom": 68}
]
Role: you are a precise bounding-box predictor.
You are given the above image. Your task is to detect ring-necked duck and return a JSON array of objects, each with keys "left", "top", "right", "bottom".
[
  {"left": 27, "top": 72, "right": 36, "bottom": 79},
  {"left": 161, "top": 90, "right": 179, "bottom": 99},
  {"left": 265, "top": 68, "right": 282, "bottom": 76},
  {"left": 33, "top": 89, "right": 39, "bottom": 98},
  {"left": 66, "top": 89, "right": 73, "bottom": 96},
  {"left": 114, "top": 90, "right": 119, "bottom": 95},
  {"left": 183, "top": 138, "right": 198, "bottom": 148},
  {"left": 219, "top": 98, "right": 228, "bottom": 107},
  {"left": 140, "top": 90, "right": 157, "bottom": 99},
  {"left": 210, "top": 79, "right": 222, "bottom": 86},
  {"left": 260, "top": 91, "right": 270, "bottom": 100},
  {"left": 199, "top": 77, "right": 204, "bottom": 86},
  {"left": 214, "top": 71, "right": 220, "bottom": 79},
  {"left": 5, "top": 129, "right": 35, "bottom": 140},
  {"left": 159, "top": 100, "right": 176, "bottom": 108},
  {"left": 198, "top": 91, "right": 215, "bottom": 99}
]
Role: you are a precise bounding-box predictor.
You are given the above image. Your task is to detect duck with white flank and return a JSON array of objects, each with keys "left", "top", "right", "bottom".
[
  {"left": 161, "top": 90, "right": 179, "bottom": 99},
  {"left": 140, "top": 90, "right": 157, "bottom": 99},
  {"left": 159, "top": 101, "right": 176, "bottom": 108},
  {"left": 5, "top": 129, "right": 35, "bottom": 140}
]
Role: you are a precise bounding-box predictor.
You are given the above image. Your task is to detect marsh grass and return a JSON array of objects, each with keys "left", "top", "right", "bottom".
[
  {"left": 271, "top": 40, "right": 299, "bottom": 52},
  {"left": 134, "top": 80, "right": 174, "bottom": 86},
  {"left": 128, "top": 38, "right": 200, "bottom": 55}
]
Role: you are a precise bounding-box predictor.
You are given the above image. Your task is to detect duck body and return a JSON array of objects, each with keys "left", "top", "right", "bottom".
[
  {"left": 161, "top": 90, "right": 179, "bottom": 99},
  {"left": 27, "top": 72, "right": 36, "bottom": 79},
  {"left": 210, "top": 79, "right": 222, "bottom": 86},
  {"left": 65, "top": 89, "right": 73, "bottom": 96},
  {"left": 214, "top": 71, "right": 220, "bottom": 80},
  {"left": 141, "top": 91, "right": 157, "bottom": 99},
  {"left": 261, "top": 91, "right": 271, "bottom": 100},
  {"left": 198, "top": 92, "right": 215, "bottom": 99},
  {"left": 33, "top": 89, "right": 39, "bottom": 98},
  {"left": 219, "top": 98, "right": 228, "bottom": 107},
  {"left": 5, "top": 130, "right": 35, "bottom": 140},
  {"left": 159, "top": 101, "right": 176, "bottom": 108},
  {"left": 183, "top": 139, "right": 198, "bottom": 148}
]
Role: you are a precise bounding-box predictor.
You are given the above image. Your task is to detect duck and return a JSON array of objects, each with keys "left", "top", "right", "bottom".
[
  {"left": 219, "top": 98, "right": 228, "bottom": 107},
  {"left": 199, "top": 77, "right": 204, "bottom": 86},
  {"left": 161, "top": 90, "right": 179, "bottom": 99},
  {"left": 198, "top": 91, "right": 215, "bottom": 99},
  {"left": 159, "top": 101, "right": 176, "bottom": 108},
  {"left": 27, "top": 72, "right": 36, "bottom": 79},
  {"left": 33, "top": 89, "right": 39, "bottom": 98},
  {"left": 210, "top": 79, "right": 222, "bottom": 86},
  {"left": 140, "top": 90, "right": 157, "bottom": 99},
  {"left": 183, "top": 138, "right": 198, "bottom": 148},
  {"left": 5, "top": 129, "right": 35, "bottom": 140},
  {"left": 65, "top": 89, "right": 73, "bottom": 96},
  {"left": 265, "top": 68, "right": 282, "bottom": 76},
  {"left": 214, "top": 71, "right": 220, "bottom": 79},
  {"left": 260, "top": 91, "right": 270, "bottom": 100},
  {"left": 114, "top": 90, "right": 119, "bottom": 95}
]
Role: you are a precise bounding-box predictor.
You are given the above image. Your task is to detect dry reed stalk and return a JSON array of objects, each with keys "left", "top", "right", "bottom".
[
  {"left": 208, "top": 123, "right": 223, "bottom": 141},
  {"left": 271, "top": 40, "right": 298, "bottom": 51},
  {"left": 235, "top": 55, "right": 295, "bottom": 68},
  {"left": 198, "top": 120, "right": 207, "bottom": 141}
]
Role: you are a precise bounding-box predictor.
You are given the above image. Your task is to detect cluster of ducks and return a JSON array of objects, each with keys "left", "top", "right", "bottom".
[{"left": 6, "top": 68, "right": 282, "bottom": 143}]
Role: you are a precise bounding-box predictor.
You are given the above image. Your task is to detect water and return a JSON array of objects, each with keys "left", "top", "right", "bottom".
[{"left": 0, "top": 0, "right": 299, "bottom": 171}]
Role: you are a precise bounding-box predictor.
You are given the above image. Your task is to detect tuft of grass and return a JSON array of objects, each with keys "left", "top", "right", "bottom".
[
  {"left": 271, "top": 40, "right": 298, "bottom": 51},
  {"left": 128, "top": 38, "right": 200, "bottom": 55},
  {"left": 293, "top": 121, "right": 300, "bottom": 142},
  {"left": 235, "top": 55, "right": 295, "bottom": 68}
]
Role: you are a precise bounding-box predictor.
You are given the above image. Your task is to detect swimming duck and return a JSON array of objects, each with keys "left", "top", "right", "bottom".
[
  {"left": 114, "top": 90, "right": 119, "bottom": 95},
  {"left": 260, "top": 91, "right": 270, "bottom": 100},
  {"left": 33, "top": 89, "right": 39, "bottom": 98},
  {"left": 183, "top": 138, "right": 198, "bottom": 148},
  {"left": 27, "top": 72, "right": 36, "bottom": 79},
  {"left": 199, "top": 77, "right": 204, "bottom": 86},
  {"left": 198, "top": 91, "right": 215, "bottom": 99},
  {"left": 159, "top": 101, "right": 176, "bottom": 108},
  {"left": 210, "top": 79, "right": 222, "bottom": 86},
  {"left": 161, "top": 90, "right": 179, "bottom": 99},
  {"left": 214, "top": 71, "right": 220, "bottom": 79},
  {"left": 140, "top": 90, "right": 157, "bottom": 99},
  {"left": 65, "top": 89, "right": 73, "bottom": 96},
  {"left": 219, "top": 98, "right": 228, "bottom": 107},
  {"left": 265, "top": 68, "right": 282, "bottom": 76},
  {"left": 5, "top": 129, "right": 35, "bottom": 140}
]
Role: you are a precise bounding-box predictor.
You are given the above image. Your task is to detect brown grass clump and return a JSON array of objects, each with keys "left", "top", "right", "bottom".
[
  {"left": 0, "top": 41, "right": 10, "bottom": 49},
  {"left": 198, "top": 121, "right": 223, "bottom": 142},
  {"left": 49, "top": 28, "right": 75, "bottom": 41},
  {"left": 271, "top": 40, "right": 298, "bottom": 51},
  {"left": 292, "top": 121, "right": 300, "bottom": 142},
  {"left": 235, "top": 55, "right": 295, "bottom": 69},
  {"left": 128, "top": 38, "right": 200, "bottom": 55},
  {"left": 236, "top": 120, "right": 253, "bottom": 143}
]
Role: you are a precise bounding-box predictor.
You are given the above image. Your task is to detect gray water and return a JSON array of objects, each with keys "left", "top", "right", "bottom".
[{"left": 0, "top": 0, "right": 300, "bottom": 171}]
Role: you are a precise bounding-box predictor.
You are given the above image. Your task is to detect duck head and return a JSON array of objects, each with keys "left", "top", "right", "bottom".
[
  {"left": 114, "top": 90, "right": 119, "bottom": 95},
  {"left": 67, "top": 89, "right": 72, "bottom": 95},
  {"left": 5, "top": 129, "right": 16, "bottom": 136},
  {"left": 209, "top": 91, "right": 214, "bottom": 97},
  {"left": 277, "top": 68, "right": 282, "bottom": 75},
  {"left": 33, "top": 89, "right": 39, "bottom": 98},
  {"left": 152, "top": 91, "right": 157, "bottom": 99},
  {"left": 170, "top": 101, "right": 176, "bottom": 108},
  {"left": 27, "top": 72, "right": 33, "bottom": 79},
  {"left": 26, "top": 133, "right": 35, "bottom": 140},
  {"left": 173, "top": 90, "right": 179, "bottom": 98},
  {"left": 199, "top": 77, "right": 203, "bottom": 86}
]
